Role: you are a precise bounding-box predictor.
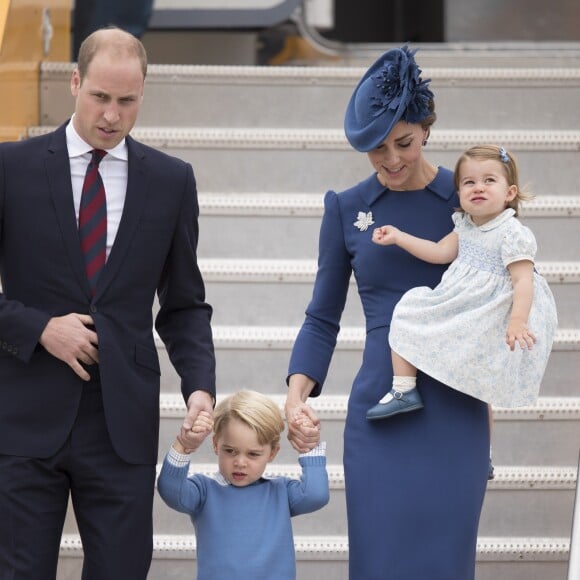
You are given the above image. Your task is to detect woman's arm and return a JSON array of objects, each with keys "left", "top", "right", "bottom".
[
  {"left": 372, "top": 226, "right": 458, "bottom": 265},
  {"left": 506, "top": 260, "right": 536, "bottom": 351}
]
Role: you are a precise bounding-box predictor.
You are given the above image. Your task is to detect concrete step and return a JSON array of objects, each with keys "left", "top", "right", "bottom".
[
  {"left": 196, "top": 193, "right": 580, "bottom": 262},
  {"left": 197, "top": 191, "right": 580, "bottom": 216},
  {"left": 196, "top": 199, "right": 580, "bottom": 263},
  {"left": 157, "top": 327, "right": 580, "bottom": 399},
  {"left": 197, "top": 214, "right": 578, "bottom": 262},
  {"left": 60, "top": 464, "right": 576, "bottom": 539},
  {"left": 157, "top": 392, "right": 580, "bottom": 467},
  {"left": 196, "top": 259, "right": 579, "bottom": 326},
  {"left": 479, "top": 466, "right": 577, "bottom": 538},
  {"left": 56, "top": 533, "right": 571, "bottom": 580},
  {"left": 27, "top": 126, "right": 580, "bottom": 195},
  {"left": 39, "top": 62, "right": 580, "bottom": 130}
]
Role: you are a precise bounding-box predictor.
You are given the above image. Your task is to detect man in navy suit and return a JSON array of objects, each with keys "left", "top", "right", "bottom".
[{"left": 0, "top": 27, "right": 216, "bottom": 579}]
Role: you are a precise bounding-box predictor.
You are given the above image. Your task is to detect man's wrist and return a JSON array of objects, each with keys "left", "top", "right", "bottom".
[{"left": 189, "top": 389, "right": 215, "bottom": 407}]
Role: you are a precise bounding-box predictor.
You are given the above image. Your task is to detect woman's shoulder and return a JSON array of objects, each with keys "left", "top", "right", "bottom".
[
  {"left": 426, "top": 166, "right": 457, "bottom": 202},
  {"left": 433, "top": 165, "right": 454, "bottom": 183},
  {"left": 330, "top": 173, "right": 380, "bottom": 199},
  {"left": 322, "top": 173, "right": 382, "bottom": 214}
]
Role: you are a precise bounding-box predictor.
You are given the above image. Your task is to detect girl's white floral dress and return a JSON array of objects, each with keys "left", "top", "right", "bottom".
[{"left": 389, "top": 208, "right": 558, "bottom": 408}]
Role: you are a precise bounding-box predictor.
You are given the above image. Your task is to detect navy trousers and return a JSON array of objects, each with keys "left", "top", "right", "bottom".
[{"left": 0, "top": 378, "right": 156, "bottom": 580}]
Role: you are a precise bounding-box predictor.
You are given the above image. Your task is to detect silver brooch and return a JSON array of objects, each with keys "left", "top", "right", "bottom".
[{"left": 353, "top": 211, "right": 374, "bottom": 231}]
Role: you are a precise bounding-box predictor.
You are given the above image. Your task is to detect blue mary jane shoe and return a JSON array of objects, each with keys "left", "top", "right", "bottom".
[{"left": 366, "top": 387, "right": 424, "bottom": 421}]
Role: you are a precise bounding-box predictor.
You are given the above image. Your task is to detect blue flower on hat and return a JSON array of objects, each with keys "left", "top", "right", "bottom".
[
  {"left": 344, "top": 45, "right": 435, "bottom": 152},
  {"left": 371, "top": 46, "right": 433, "bottom": 125}
]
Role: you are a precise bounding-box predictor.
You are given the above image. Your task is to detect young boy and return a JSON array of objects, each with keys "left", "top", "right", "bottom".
[{"left": 157, "top": 390, "right": 329, "bottom": 579}]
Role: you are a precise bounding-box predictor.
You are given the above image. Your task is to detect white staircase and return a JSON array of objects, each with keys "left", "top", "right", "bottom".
[{"left": 38, "top": 49, "right": 580, "bottom": 579}]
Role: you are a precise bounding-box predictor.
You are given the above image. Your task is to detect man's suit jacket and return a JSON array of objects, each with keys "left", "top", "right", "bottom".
[{"left": 0, "top": 122, "right": 216, "bottom": 464}]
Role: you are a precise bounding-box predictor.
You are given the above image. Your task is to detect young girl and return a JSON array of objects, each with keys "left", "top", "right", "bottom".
[
  {"left": 366, "top": 144, "right": 558, "bottom": 423},
  {"left": 157, "top": 390, "right": 329, "bottom": 580}
]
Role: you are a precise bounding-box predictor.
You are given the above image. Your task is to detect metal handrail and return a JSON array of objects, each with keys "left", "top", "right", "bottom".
[{"left": 568, "top": 449, "right": 580, "bottom": 579}]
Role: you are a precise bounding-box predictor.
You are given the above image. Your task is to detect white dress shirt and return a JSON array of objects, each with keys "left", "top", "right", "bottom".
[{"left": 66, "top": 117, "right": 128, "bottom": 260}]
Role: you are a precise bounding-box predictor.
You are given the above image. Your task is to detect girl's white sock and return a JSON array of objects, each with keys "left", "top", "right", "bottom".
[{"left": 378, "top": 376, "right": 416, "bottom": 404}]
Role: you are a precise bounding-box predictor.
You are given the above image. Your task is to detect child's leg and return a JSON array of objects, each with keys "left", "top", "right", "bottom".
[
  {"left": 392, "top": 350, "right": 417, "bottom": 378},
  {"left": 366, "top": 350, "right": 423, "bottom": 420},
  {"left": 379, "top": 350, "right": 417, "bottom": 403}
]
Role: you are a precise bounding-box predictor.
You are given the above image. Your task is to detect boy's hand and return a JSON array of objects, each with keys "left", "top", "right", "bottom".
[
  {"left": 175, "top": 410, "right": 214, "bottom": 453},
  {"left": 292, "top": 411, "right": 320, "bottom": 449},
  {"left": 293, "top": 412, "right": 314, "bottom": 429}
]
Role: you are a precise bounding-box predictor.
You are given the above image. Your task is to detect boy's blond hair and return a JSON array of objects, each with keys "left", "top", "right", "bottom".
[{"left": 213, "top": 390, "right": 285, "bottom": 449}]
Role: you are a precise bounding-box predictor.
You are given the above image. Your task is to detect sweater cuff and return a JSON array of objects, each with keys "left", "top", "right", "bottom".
[
  {"left": 299, "top": 441, "right": 326, "bottom": 458},
  {"left": 167, "top": 446, "right": 191, "bottom": 467}
]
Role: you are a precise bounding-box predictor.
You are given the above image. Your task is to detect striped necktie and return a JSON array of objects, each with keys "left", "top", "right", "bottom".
[{"left": 79, "top": 149, "right": 107, "bottom": 295}]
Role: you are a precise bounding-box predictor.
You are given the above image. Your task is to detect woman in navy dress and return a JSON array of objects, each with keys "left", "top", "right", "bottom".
[{"left": 284, "top": 46, "right": 489, "bottom": 579}]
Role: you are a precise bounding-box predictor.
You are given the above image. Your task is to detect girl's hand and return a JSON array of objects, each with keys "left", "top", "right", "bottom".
[
  {"left": 372, "top": 225, "right": 400, "bottom": 246},
  {"left": 506, "top": 319, "right": 536, "bottom": 351}
]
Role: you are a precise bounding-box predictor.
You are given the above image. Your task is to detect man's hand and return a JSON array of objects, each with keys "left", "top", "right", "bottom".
[
  {"left": 178, "top": 390, "right": 214, "bottom": 453},
  {"left": 39, "top": 314, "right": 98, "bottom": 381}
]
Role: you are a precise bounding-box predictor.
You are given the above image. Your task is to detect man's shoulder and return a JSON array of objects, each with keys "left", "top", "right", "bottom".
[
  {"left": 0, "top": 128, "right": 59, "bottom": 154},
  {"left": 127, "top": 136, "right": 189, "bottom": 170}
]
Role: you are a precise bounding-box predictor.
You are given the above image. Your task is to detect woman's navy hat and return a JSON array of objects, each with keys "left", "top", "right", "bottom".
[{"left": 344, "top": 45, "right": 434, "bottom": 152}]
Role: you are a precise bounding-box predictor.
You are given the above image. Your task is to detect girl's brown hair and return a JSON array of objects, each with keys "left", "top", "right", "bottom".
[{"left": 453, "top": 144, "right": 534, "bottom": 216}]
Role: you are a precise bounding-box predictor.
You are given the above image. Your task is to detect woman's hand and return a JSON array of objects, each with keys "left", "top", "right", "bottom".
[
  {"left": 285, "top": 374, "right": 320, "bottom": 452},
  {"left": 285, "top": 401, "right": 321, "bottom": 453}
]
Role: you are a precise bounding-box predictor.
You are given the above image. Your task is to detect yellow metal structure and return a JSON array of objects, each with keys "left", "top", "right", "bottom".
[{"left": 0, "top": 0, "right": 70, "bottom": 142}]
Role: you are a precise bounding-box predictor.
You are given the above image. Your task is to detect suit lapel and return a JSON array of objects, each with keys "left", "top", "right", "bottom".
[
  {"left": 94, "top": 136, "right": 148, "bottom": 298},
  {"left": 45, "top": 125, "right": 92, "bottom": 298}
]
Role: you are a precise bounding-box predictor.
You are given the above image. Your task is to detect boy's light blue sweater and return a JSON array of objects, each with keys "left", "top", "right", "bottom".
[{"left": 158, "top": 444, "right": 329, "bottom": 580}]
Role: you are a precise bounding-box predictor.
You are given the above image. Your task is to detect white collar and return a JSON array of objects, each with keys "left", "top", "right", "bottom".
[
  {"left": 211, "top": 472, "right": 271, "bottom": 486},
  {"left": 467, "top": 208, "right": 515, "bottom": 231},
  {"left": 66, "top": 115, "right": 128, "bottom": 161}
]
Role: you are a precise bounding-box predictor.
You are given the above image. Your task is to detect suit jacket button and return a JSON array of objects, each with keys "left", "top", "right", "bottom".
[{"left": 90, "top": 305, "right": 97, "bottom": 313}]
